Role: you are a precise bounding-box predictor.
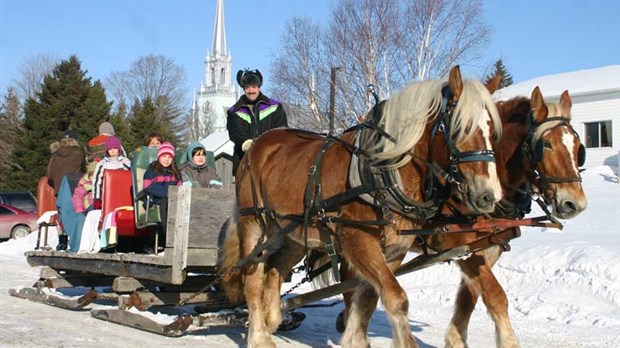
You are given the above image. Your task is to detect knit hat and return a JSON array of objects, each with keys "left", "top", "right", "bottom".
[
  {"left": 236, "top": 69, "right": 263, "bottom": 87},
  {"left": 157, "top": 142, "right": 175, "bottom": 159},
  {"left": 104, "top": 136, "right": 122, "bottom": 152},
  {"left": 99, "top": 122, "right": 115, "bottom": 135}
]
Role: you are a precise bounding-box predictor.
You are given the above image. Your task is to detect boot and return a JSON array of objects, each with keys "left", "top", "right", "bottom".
[{"left": 56, "top": 234, "right": 68, "bottom": 251}]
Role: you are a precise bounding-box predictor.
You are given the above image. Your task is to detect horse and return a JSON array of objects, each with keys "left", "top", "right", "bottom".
[
  {"left": 441, "top": 86, "right": 587, "bottom": 348},
  {"left": 219, "top": 66, "right": 503, "bottom": 348},
  {"left": 336, "top": 84, "right": 588, "bottom": 348}
]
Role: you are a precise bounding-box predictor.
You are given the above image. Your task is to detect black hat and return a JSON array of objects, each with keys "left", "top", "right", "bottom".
[
  {"left": 63, "top": 129, "right": 79, "bottom": 141},
  {"left": 236, "top": 69, "right": 263, "bottom": 88}
]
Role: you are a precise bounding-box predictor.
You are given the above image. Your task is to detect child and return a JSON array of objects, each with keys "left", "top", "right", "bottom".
[
  {"left": 143, "top": 142, "right": 182, "bottom": 251},
  {"left": 72, "top": 161, "right": 98, "bottom": 214},
  {"left": 92, "top": 136, "right": 131, "bottom": 209},
  {"left": 179, "top": 142, "right": 222, "bottom": 188}
]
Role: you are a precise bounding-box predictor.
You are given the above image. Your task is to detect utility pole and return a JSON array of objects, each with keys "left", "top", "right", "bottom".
[{"left": 328, "top": 67, "right": 340, "bottom": 136}]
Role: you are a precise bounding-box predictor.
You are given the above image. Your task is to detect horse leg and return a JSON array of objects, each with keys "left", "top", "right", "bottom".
[
  {"left": 340, "top": 230, "right": 418, "bottom": 348},
  {"left": 263, "top": 240, "right": 306, "bottom": 332},
  {"left": 239, "top": 218, "right": 276, "bottom": 348},
  {"left": 445, "top": 245, "right": 518, "bottom": 348}
]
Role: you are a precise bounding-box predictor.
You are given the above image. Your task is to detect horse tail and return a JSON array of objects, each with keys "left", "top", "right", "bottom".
[
  {"left": 218, "top": 205, "right": 245, "bottom": 304},
  {"left": 310, "top": 251, "right": 338, "bottom": 288}
]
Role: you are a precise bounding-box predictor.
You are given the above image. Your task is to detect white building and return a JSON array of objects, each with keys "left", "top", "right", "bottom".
[
  {"left": 493, "top": 65, "right": 620, "bottom": 169},
  {"left": 193, "top": 0, "right": 237, "bottom": 133}
]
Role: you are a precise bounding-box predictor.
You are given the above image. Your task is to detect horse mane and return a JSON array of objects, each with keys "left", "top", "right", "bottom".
[{"left": 371, "top": 79, "right": 501, "bottom": 168}]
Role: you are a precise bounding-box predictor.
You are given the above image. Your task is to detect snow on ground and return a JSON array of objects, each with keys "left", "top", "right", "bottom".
[{"left": 0, "top": 166, "right": 619, "bottom": 347}]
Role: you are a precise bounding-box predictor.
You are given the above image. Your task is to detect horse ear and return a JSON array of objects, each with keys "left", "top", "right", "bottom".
[
  {"left": 448, "top": 65, "right": 463, "bottom": 100},
  {"left": 485, "top": 76, "right": 502, "bottom": 94},
  {"left": 530, "top": 86, "right": 548, "bottom": 122},
  {"left": 560, "top": 90, "right": 572, "bottom": 116}
]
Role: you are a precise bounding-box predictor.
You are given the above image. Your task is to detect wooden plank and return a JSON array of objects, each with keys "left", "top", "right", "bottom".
[
  {"left": 113, "top": 275, "right": 219, "bottom": 293},
  {"left": 26, "top": 250, "right": 168, "bottom": 265},
  {"left": 186, "top": 248, "right": 218, "bottom": 267},
  {"left": 168, "top": 185, "right": 191, "bottom": 284},
  {"left": 41, "top": 276, "right": 115, "bottom": 289},
  {"left": 119, "top": 290, "right": 227, "bottom": 309},
  {"left": 26, "top": 254, "right": 177, "bottom": 284}
]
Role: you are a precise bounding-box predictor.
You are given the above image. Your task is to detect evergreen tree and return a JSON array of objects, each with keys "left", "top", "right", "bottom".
[
  {"left": 0, "top": 87, "right": 23, "bottom": 189},
  {"left": 3, "top": 55, "right": 111, "bottom": 192},
  {"left": 484, "top": 59, "right": 514, "bottom": 89},
  {"left": 126, "top": 97, "right": 159, "bottom": 152}
]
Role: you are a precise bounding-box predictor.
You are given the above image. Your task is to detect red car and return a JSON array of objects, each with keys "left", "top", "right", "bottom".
[{"left": 0, "top": 203, "right": 38, "bottom": 240}]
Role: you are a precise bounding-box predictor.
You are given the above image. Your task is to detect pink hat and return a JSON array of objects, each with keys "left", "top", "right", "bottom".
[
  {"left": 157, "top": 142, "right": 175, "bottom": 159},
  {"left": 104, "top": 136, "right": 122, "bottom": 151}
]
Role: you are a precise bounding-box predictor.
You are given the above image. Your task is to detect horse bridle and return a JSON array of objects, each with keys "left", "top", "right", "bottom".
[
  {"left": 428, "top": 85, "right": 497, "bottom": 188},
  {"left": 523, "top": 115, "right": 585, "bottom": 195}
]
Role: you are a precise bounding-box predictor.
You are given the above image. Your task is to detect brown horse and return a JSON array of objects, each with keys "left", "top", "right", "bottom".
[
  {"left": 337, "top": 85, "right": 588, "bottom": 348},
  {"left": 219, "top": 66, "right": 503, "bottom": 348},
  {"left": 441, "top": 87, "right": 587, "bottom": 348}
]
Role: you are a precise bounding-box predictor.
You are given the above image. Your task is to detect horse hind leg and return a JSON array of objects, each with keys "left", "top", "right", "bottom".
[
  {"left": 240, "top": 218, "right": 276, "bottom": 348},
  {"left": 341, "top": 282, "right": 378, "bottom": 348}
]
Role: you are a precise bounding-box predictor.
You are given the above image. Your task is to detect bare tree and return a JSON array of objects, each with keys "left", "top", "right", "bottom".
[
  {"left": 270, "top": 17, "right": 330, "bottom": 131},
  {"left": 269, "top": 0, "right": 491, "bottom": 126},
  {"left": 13, "top": 53, "right": 59, "bottom": 102},
  {"left": 105, "top": 54, "right": 188, "bottom": 115},
  {"left": 187, "top": 101, "right": 217, "bottom": 141},
  {"left": 397, "top": 0, "right": 492, "bottom": 81}
]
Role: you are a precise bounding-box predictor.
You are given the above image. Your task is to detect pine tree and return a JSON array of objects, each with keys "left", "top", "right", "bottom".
[
  {"left": 3, "top": 55, "right": 111, "bottom": 192},
  {"left": 126, "top": 97, "right": 159, "bottom": 152},
  {"left": 0, "top": 88, "right": 23, "bottom": 189},
  {"left": 484, "top": 59, "right": 514, "bottom": 89}
]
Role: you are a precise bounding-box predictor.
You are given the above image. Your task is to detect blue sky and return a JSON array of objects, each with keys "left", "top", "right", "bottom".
[{"left": 1, "top": 0, "right": 619, "bottom": 98}]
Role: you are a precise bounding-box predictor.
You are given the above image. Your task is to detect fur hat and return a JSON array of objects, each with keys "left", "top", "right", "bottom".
[
  {"left": 99, "top": 122, "right": 115, "bottom": 135},
  {"left": 157, "top": 142, "right": 175, "bottom": 159},
  {"left": 236, "top": 69, "right": 263, "bottom": 88},
  {"left": 104, "top": 136, "right": 122, "bottom": 152},
  {"left": 63, "top": 129, "right": 79, "bottom": 141}
]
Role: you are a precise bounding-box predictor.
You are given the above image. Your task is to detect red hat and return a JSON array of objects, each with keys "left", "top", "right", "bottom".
[{"left": 157, "top": 142, "right": 175, "bottom": 159}]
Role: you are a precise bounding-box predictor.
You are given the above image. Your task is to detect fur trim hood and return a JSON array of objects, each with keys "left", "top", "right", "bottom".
[{"left": 50, "top": 137, "right": 81, "bottom": 154}]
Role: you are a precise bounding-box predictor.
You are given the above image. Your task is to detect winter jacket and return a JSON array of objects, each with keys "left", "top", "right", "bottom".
[
  {"left": 179, "top": 143, "right": 222, "bottom": 188},
  {"left": 71, "top": 175, "right": 94, "bottom": 213},
  {"left": 143, "top": 165, "right": 182, "bottom": 203},
  {"left": 46, "top": 138, "right": 85, "bottom": 194},
  {"left": 226, "top": 93, "right": 288, "bottom": 175},
  {"left": 92, "top": 155, "right": 131, "bottom": 201}
]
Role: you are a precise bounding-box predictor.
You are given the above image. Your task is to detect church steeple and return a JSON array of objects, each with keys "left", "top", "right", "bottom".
[
  {"left": 211, "top": 0, "right": 228, "bottom": 57},
  {"left": 196, "top": 0, "right": 237, "bottom": 134}
]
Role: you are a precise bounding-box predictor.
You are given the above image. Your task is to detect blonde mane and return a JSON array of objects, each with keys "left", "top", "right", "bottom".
[{"left": 371, "top": 79, "right": 501, "bottom": 168}]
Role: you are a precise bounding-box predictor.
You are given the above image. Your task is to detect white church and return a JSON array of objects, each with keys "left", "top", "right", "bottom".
[{"left": 192, "top": 0, "right": 237, "bottom": 133}]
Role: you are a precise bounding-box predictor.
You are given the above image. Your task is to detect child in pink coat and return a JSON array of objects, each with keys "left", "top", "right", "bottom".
[{"left": 72, "top": 161, "right": 97, "bottom": 214}]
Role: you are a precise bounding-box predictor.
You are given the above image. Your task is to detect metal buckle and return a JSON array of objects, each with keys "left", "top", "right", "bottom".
[{"left": 325, "top": 243, "right": 336, "bottom": 256}]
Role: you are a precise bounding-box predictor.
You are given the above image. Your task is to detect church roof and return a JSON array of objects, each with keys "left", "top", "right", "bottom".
[{"left": 200, "top": 131, "right": 233, "bottom": 157}]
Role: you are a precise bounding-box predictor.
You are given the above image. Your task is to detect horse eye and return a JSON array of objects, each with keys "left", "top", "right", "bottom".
[{"left": 543, "top": 140, "right": 552, "bottom": 149}]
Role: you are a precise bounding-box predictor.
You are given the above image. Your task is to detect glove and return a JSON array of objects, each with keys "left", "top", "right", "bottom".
[
  {"left": 93, "top": 200, "right": 102, "bottom": 210},
  {"left": 242, "top": 139, "right": 254, "bottom": 152}
]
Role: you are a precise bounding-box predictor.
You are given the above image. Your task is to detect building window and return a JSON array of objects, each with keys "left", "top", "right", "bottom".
[
  {"left": 220, "top": 68, "right": 226, "bottom": 84},
  {"left": 211, "top": 68, "right": 215, "bottom": 85},
  {"left": 585, "top": 120, "right": 613, "bottom": 148}
]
